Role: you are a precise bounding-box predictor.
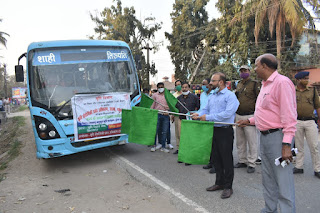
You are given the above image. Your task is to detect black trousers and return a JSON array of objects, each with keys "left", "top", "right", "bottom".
[{"left": 212, "top": 126, "right": 234, "bottom": 189}]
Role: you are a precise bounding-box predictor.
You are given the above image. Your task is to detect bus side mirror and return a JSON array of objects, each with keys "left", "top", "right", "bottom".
[{"left": 15, "top": 65, "right": 24, "bottom": 82}]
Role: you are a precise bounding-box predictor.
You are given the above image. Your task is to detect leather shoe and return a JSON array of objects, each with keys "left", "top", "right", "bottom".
[
  {"left": 185, "top": 163, "right": 191, "bottom": 166},
  {"left": 173, "top": 150, "right": 179, "bottom": 154},
  {"left": 315, "top": 171, "right": 320, "bottom": 179},
  {"left": 206, "top": 185, "right": 223, "bottom": 191},
  {"left": 234, "top": 163, "right": 247, "bottom": 168},
  {"left": 203, "top": 164, "right": 212, "bottom": 169},
  {"left": 177, "top": 161, "right": 183, "bottom": 163},
  {"left": 209, "top": 167, "right": 216, "bottom": 174},
  {"left": 247, "top": 166, "right": 255, "bottom": 173},
  {"left": 221, "top": 189, "right": 233, "bottom": 199},
  {"left": 293, "top": 167, "right": 304, "bottom": 174}
]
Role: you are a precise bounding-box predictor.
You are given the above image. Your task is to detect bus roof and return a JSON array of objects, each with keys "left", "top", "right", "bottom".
[{"left": 27, "top": 40, "right": 130, "bottom": 52}]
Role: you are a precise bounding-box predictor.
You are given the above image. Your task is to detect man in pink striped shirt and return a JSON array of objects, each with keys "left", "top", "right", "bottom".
[
  {"left": 150, "top": 82, "right": 171, "bottom": 153},
  {"left": 238, "top": 54, "right": 297, "bottom": 213}
]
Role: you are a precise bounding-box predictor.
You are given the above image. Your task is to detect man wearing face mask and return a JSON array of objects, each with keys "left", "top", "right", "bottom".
[
  {"left": 150, "top": 82, "right": 170, "bottom": 153},
  {"left": 200, "top": 78, "right": 216, "bottom": 173},
  {"left": 143, "top": 88, "right": 150, "bottom": 97},
  {"left": 293, "top": 71, "right": 320, "bottom": 179},
  {"left": 234, "top": 65, "right": 261, "bottom": 174},
  {"left": 175, "top": 82, "right": 200, "bottom": 163},
  {"left": 192, "top": 73, "right": 239, "bottom": 199},
  {"left": 172, "top": 80, "right": 183, "bottom": 154},
  {"left": 199, "top": 78, "right": 214, "bottom": 111}
]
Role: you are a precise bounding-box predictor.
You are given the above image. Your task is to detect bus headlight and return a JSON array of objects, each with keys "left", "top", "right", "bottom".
[
  {"left": 39, "top": 132, "right": 47, "bottom": 139},
  {"left": 48, "top": 130, "right": 56, "bottom": 138},
  {"left": 39, "top": 123, "right": 47, "bottom": 131},
  {"left": 34, "top": 116, "right": 60, "bottom": 140}
]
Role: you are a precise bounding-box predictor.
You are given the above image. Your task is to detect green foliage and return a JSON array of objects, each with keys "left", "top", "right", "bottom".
[
  {"left": 165, "top": 0, "right": 209, "bottom": 82},
  {"left": 0, "top": 74, "right": 26, "bottom": 98},
  {"left": 90, "top": 0, "right": 162, "bottom": 88},
  {"left": 0, "top": 19, "right": 9, "bottom": 49},
  {"left": 165, "top": 0, "right": 319, "bottom": 81},
  {"left": 18, "top": 105, "right": 28, "bottom": 112},
  {"left": 241, "top": 0, "right": 314, "bottom": 72},
  {"left": 207, "top": 0, "right": 304, "bottom": 79}
]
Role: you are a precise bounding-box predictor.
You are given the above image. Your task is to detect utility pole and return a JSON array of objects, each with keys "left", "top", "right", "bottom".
[
  {"left": 142, "top": 43, "right": 153, "bottom": 86},
  {"left": 189, "top": 50, "right": 206, "bottom": 84},
  {"left": 3, "top": 64, "right": 7, "bottom": 97}
]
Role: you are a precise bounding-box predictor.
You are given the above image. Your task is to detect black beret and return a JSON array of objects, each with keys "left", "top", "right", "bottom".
[{"left": 295, "top": 71, "right": 309, "bottom": 79}]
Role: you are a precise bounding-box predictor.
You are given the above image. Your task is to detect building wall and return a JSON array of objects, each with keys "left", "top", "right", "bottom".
[{"left": 305, "top": 68, "right": 320, "bottom": 85}]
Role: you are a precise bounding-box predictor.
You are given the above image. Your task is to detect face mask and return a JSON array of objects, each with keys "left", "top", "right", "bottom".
[
  {"left": 158, "top": 88, "right": 164, "bottom": 93},
  {"left": 182, "top": 91, "right": 190, "bottom": 96},
  {"left": 240, "top": 72, "right": 250, "bottom": 79},
  {"left": 175, "top": 85, "right": 182, "bottom": 91},
  {"left": 213, "top": 87, "right": 219, "bottom": 93},
  {"left": 202, "top": 85, "right": 209, "bottom": 92},
  {"left": 144, "top": 93, "right": 149, "bottom": 96},
  {"left": 300, "top": 80, "right": 309, "bottom": 86}
]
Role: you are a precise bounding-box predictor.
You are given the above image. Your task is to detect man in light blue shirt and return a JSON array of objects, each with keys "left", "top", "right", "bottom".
[
  {"left": 199, "top": 78, "right": 215, "bottom": 112},
  {"left": 199, "top": 77, "right": 216, "bottom": 173},
  {"left": 193, "top": 72, "right": 239, "bottom": 199}
]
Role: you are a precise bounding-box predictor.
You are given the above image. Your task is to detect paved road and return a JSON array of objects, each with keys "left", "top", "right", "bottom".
[
  {"left": 109, "top": 124, "right": 320, "bottom": 213},
  {"left": 5, "top": 110, "right": 320, "bottom": 213}
]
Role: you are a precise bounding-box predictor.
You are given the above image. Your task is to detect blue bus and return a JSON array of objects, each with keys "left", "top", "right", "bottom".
[{"left": 15, "top": 40, "right": 141, "bottom": 159}]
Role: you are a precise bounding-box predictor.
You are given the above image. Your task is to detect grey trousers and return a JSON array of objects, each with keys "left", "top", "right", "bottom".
[{"left": 260, "top": 130, "right": 296, "bottom": 213}]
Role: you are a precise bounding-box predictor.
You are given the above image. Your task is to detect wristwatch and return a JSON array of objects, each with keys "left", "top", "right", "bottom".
[{"left": 282, "top": 143, "right": 291, "bottom": 146}]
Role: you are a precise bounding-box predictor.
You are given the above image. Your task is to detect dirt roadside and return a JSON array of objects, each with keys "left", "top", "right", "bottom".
[{"left": 0, "top": 111, "right": 180, "bottom": 213}]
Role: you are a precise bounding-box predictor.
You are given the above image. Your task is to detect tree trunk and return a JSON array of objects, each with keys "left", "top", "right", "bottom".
[{"left": 276, "top": 14, "right": 282, "bottom": 71}]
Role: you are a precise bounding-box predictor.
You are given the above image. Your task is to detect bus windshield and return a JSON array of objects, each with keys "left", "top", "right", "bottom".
[{"left": 28, "top": 47, "right": 138, "bottom": 118}]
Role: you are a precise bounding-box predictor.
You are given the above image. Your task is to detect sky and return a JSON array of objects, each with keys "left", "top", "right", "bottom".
[{"left": 0, "top": 0, "right": 219, "bottom": 83}]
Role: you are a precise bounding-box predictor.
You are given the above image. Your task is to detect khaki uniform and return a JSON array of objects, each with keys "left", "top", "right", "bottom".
[
  {"left": 235, "top": 79, "right": 260, "bottom": 167},
  {"left": 173, "top": 91, "right": 182, "bottom": 148},
  {"left": 295, "top": 87, "right": 320, "bottom": 172}
]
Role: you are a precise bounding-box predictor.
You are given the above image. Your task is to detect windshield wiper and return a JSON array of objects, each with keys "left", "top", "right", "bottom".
[
  {"left": 53, "top": 92, "right": 107, "bottom": 116},
  {"left": 48, "top": 85, "right": 58, "bottom": 109},
  {"left": 54, "top": 99, "right": 71, "bottom": 116}
]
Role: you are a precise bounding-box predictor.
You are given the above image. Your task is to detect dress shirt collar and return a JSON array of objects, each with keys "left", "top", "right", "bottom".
[
  {"left": 217, "top": 87, "right": 228, "bottom": 94},
  {"left": 207, "top": 90, "right": 215, "bottom": 95},
  {"left": 262, "top": 70, "right": 279, "bottom": 85}
]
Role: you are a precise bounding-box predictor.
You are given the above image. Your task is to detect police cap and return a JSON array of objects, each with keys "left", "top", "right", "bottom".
[
  {"left": 239, "top": 65, "right": 250, "bottom": 70},
  {"left": 295, "top": 71, "right": 309, "bottom": 79}
]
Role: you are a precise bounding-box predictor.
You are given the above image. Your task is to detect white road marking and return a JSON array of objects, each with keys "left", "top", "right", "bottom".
[{"left": 116, "top": 155, "right": 210, "bottom": 213}]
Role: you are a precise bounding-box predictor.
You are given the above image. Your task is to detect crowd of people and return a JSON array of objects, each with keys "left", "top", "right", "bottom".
[
  {"left": 0, "top": 97, "right": 11, "bottom": 125},
  {"left": 144, "top": 53, "right": 320, "bottom": 212}
]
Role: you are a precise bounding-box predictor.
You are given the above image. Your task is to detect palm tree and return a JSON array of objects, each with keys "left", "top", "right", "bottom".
[
  {"left": 235, "top": 0, "right": 315, "bottom": 69},
  {"left": 0, "top": 19, "right": 9, "bottom": 48}
]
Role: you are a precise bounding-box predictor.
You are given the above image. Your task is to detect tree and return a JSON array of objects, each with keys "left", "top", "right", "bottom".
[
  {"left": 0, "top": 19, "right": 9, "bottom": 48},
  {"left": 242, "top": 0, "right": 315, "bottom": 70},
  {"left": 90, "top": 0, "right": 162, "bottom": 89},
  {"left": 213, "top": 0, "right": 247, "bottom": 80},
  {"left": 165, "top": 0, "right": 209, "bottom": 82}
]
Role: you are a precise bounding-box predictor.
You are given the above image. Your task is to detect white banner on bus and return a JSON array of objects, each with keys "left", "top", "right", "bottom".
[{"left": 71, "top": 93, "right": 131, "bottom": 141}]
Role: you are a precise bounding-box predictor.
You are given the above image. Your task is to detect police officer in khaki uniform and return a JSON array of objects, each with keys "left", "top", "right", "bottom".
[
  {"left": 293, "top": 71, "right": 320, "bottom": 179},
  {"left": 234, "top": 65, "right": 260, "bottom": 173}
]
